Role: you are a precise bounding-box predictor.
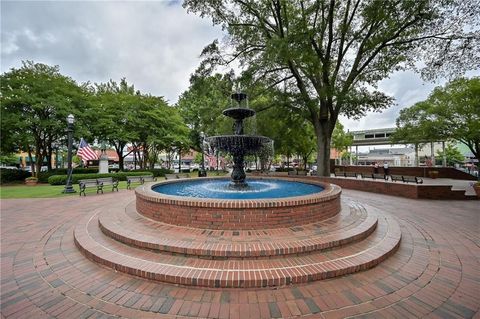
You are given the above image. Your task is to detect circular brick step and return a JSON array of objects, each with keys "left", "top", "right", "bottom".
[
  {"left": 98, "top": 200, "right": 378, "bottom": 258},
  {"left": 74, "top": 205, "right": 401, "bottom": 288}
]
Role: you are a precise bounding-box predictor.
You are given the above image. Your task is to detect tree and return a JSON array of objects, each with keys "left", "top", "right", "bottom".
[
  {"left": 91, "top": 79, "right": 139, "bottom": 170},
  {"left": 184, "top": 0, "right": 479, "bottom": 176},
  {"left": 177, "top": 70, "right": 234, "bottom": 150},
  {"left": 331, "top": 122, "right": 353, "bottom": 163},
  {"left": 1, "top": 61, "right": 90, "bottom": 175},
  {"left": 393, "top": 77, "right": 480, "bottom": 164},
  {"left": 436, "top": 143, "right": 464, "bottom": 166},
  {"left": 91, "top": 79, "right": 190, "bottom": 170}
]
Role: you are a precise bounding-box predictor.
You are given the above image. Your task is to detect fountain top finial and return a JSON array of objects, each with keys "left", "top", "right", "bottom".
[
  {"left": 231, "top": 92, "right": 247, "bottom": 103},
  {"left": 223, "top": 92, "right": 255, "bottom": 120}
]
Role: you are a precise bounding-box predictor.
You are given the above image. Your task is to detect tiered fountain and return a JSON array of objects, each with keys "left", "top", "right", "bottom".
[
  {"left": 73, "top": 92, "right": 401, "bottom": 289},
  {"left": 207, "top": 92, "right": 271, "bottom": 188}
]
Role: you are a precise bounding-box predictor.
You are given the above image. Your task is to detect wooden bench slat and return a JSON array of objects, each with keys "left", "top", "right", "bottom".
[
  {"left": 79, "top": 177, "right": 118, "bottom": 196},
  {"left": 126, "top": 175, "right": 157, "bottom": 189}
]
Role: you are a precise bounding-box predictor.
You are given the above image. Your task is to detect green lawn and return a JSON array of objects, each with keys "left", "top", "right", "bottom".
[
  {"left": 0, "top": 181, "right": 131, "bottom": 199},
  {"left": 0, "top": 171, "right": 229, "bottom": 199}
]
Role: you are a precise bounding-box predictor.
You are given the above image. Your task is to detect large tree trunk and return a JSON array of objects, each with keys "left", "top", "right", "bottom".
[
  {"left": 314, "top": 121, "right": 332, "bottom": 177},
  {"left": 27, "top": 146, "right": 35, "bottom": 176},
  {"left": 46, "top": 144, "right": 53, "bottom": 171}
]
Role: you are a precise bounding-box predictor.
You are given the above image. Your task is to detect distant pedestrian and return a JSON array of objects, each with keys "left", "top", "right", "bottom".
[
  {"left": 383, "top": 162, "right": 389, "bottom": 176},
  {"left": 374, "top": 162, "right": 379, "bottom": 174}
]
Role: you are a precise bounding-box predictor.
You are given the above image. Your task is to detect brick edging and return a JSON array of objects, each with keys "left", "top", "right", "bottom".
[{"left": 135, "top": 177, "right": 343, "bottom": 229}]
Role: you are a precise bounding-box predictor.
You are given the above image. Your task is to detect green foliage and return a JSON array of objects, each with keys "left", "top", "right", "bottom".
[
  {"left": 127, "top": 168, "right": 173, "bottom": 177},
  {"left": 194, "top": 152, "right": 203, "bottom": 164},
  {"left": 0, "top": 154, "right": 18, "bottom": 165},
  {"left": 47, "top": 171, "right": 153, "bottom": 185},
  {"left": 184, "top": 0, "right": 479, "bottom": 175},
  {"left": 91, "top": 78, "right": 190, "bottom": 170},
  {"left": 436, "top": 144, "right": 466, "bottom": 166},
  {"left": 0, "top": 168, "right": 31, "bottom": 184},
  {"left": 37, "top": 168, "right": 100, "bottom": 183},
  {"left": 0, "top": 61, "right": 91, "bottom": 175},
  {"left": 331, "top": 122, "right": 353, "bottom": 154},
  {"left": 393, "top": 77, "right": 480, "bottom": 163},
  {"left": 177, "top": 72, "right": 233, "bottom": 150}
]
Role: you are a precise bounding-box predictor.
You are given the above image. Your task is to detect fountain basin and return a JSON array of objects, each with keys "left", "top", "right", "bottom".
[{"left": 135, "top": 177, "right": 341, "bottom": 230}]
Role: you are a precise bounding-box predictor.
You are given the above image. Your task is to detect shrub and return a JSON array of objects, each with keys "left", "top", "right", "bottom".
[
  {"left": 37, "top": 168, "right": 99, "bottom": 183},
  {"left": 48, "top": 171, "right": 153, "bottom": 185},
  {"left": 0, "top": 168, "right": 31, "bottom": 184},
  {"left": 127, "top": 168, "right": 173, "bottom": 177}
]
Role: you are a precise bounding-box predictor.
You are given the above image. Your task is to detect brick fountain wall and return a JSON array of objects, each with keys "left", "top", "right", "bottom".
[{"left": 135, "top": 177, "right": 341, "bottom": 230}]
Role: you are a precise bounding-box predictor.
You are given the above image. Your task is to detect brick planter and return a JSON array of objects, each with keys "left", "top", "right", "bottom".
[{"left": 135, "top": 177, "right": 342, "bottom": 230}]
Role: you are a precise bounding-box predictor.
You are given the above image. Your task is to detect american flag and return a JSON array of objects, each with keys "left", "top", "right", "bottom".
[{"left": 77, "top": 138, "right": 98, "bottom": 163}]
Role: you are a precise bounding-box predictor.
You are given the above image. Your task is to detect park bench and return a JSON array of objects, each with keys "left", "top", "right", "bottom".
[
  {"left": 344, "top": 172, "right": 360, "bottom": 178},
  {"left": 141, "top": 175, "right": 157, "bottom": 183},
  {"left": 372, "top": 173, "right": 387, "bottom": 180},
  {"left": 126, "top": 175, "right": 157, "bottom": 190},
  {"left": 126, "top": 176, "right": 142, "bottom": 189},
  {"left": 333, "top": 171, "right": 344, "bottom": 177},
  {"left": 79, "top": 179, "right": 101, "bottom": 196},
  {"left": 390, "top": 175, "right": 403, "bottom": 182},
  {"left": 402, "top": 176, "right": 423, "bottom": 184},
  {"left": 96, "top": 177, "right": 119, "bottom": 194}
]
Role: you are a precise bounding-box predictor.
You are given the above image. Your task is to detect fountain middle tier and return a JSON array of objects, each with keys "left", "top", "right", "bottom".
[{"left": 206, "top": 135, "right": 272, "bottom": 155}]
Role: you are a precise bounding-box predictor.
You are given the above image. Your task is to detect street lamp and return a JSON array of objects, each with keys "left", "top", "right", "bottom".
[
  {"left": 62, "top": 114, "right": 76, "bottom": 193},
  {"left": 199, "top": 132, "right": 207, "bottom": 177}
]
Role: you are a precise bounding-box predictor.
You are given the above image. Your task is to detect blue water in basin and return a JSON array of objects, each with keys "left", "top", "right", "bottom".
[{"left": 152, "top": 179, "right": 324, "bottom": 199}]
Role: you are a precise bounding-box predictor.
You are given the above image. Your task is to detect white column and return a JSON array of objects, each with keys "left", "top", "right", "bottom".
[
  {"left": 442, "top": 141, "right": 447, "bottom": 167},
  {"left": 430, "top": 142, "right": 435, "bottom": 166},
  {"left": 415, "top": 144, "right": 419, "bottom": 166},
  {"left": 355, "top": 145, "right": 358, "bottom": 165}
]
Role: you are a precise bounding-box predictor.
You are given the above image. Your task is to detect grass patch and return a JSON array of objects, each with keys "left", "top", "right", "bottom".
[
  {"left": 0, "top": 171, "right": 229, "bottom": 199},
  {"left": 0, "top": 181, "right": 130, "bottom": 199}
]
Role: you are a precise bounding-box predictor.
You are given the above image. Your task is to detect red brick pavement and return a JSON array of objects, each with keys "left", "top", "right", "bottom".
[{"left": 1, "top": 189, "right": 479, "bottom": 318}]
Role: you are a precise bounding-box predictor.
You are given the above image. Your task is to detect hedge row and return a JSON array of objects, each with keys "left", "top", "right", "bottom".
[
  {"left": 48, "top": 171, "right": 154, "bottom": 185},
  {"left": 38, "top": 168, "right": 100, "bottom": 183},
  {"left": 128, "top": 168, "right": 173, "bottom": 177},
  {"left": 40, "top": 168, "right": 173, "bottom": 183},
  {"left": 0, "top": 168, "right": 31, "bottom": 184}
]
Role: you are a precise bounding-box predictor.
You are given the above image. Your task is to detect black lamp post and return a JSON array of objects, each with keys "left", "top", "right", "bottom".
[
  {"left": 62, "top": 114, "right": 76, "bottom": 194},
  {"left": 199, "top": 132, "right": 207, "bottom": 177}
]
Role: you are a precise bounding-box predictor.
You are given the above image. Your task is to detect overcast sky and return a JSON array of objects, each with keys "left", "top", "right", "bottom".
[{"left": 1, "top": 0, "right": 478, "bottom": 135}]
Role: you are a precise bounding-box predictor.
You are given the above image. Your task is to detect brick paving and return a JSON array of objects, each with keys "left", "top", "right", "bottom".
[{"left": 1, "top": 189, "right": 479, "bottom": 318}]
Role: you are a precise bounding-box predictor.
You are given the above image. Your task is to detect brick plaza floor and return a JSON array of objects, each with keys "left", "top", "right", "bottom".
[{"left": 1, "top": 189, "right": 479, "bottom": 318}]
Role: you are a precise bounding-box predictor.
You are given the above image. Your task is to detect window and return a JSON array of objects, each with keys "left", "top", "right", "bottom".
[{"left": 365, "top": 134, "right": 374, "bottom": 139}]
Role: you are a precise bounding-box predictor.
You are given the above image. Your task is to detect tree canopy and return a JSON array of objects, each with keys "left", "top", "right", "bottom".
[
  {"left": 184, "top": 0, "right": 479, "bottom": 175},
  {"left": 91, "top": 78, "right": 189, "bottom": 170},
  {"left": 1, "top": 62, "right": 190, "bottom": 174},
  {"left": 1, "top": 61, "right": 90, "bottom": 175},
  {"left": 393, "top": 77, "right": 480, "bottom": 164}
]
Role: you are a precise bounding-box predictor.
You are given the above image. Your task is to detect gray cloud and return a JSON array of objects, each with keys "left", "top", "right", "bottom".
[
  {"left": 1, "top": 0, "right": 223, "bottom": 103},
  {"left": 339, "top": 69, "right": 478, "bottom": 133},
  {"left": 2, "top": 1, "right": 478, "bottom": 127}
]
